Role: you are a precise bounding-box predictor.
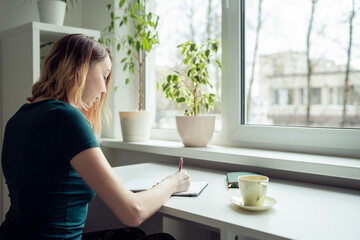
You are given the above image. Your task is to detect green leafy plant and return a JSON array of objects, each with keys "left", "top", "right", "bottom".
[
  {"left": 100, "top": 0, "right": 160, "bottom": 111},
  {"left": 160, "top": 39, "right": 221, "bottom": 116}
]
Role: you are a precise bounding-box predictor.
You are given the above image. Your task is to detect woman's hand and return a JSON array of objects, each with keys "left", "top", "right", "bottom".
[{"left": 166, "top": 170, "right": 191, "bottom": 193}]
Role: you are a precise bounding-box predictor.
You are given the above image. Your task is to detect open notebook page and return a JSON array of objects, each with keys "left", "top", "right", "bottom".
[{"left": 125, "top": 178, "right": 208, "bottom": 196}]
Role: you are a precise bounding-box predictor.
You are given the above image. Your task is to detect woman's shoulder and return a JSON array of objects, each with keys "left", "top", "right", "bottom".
[
  {"left": 47, "top": 99, "right": 86, "bottom": 121},
  {"left": 26, "top": 99, "right": 86, "bottom": 124}
]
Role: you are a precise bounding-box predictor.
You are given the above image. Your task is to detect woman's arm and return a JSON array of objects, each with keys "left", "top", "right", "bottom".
[{"left": 70, "top": 147, "right": 190, "bottom": 227}]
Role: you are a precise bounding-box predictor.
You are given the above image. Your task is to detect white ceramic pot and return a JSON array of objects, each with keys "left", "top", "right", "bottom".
[
  {"left": 176, "top": 115, "right": 216, "bottom": 147},
  {"left": 119, "top": 111, "right": 152, "bottom": 142},
  {"left": 37, "top": 0, "right": 66, "bottom": 25}
]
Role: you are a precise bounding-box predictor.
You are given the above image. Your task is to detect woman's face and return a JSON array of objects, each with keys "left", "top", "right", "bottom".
[{"left": 82, "top": 56, "right": 112, "bottom": 108}]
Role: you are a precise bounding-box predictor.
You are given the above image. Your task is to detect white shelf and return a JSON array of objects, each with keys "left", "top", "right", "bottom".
[{"left": 1, "top": 21, "right": 100, "bottom": 41}]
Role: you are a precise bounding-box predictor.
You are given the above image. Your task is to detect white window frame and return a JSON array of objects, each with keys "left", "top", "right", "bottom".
[
  {"left": 222, "top": 0, "right": 359, "bottom": 158},
  {"left": 148, "top": 0, "right": 360, "bottom": 158}
]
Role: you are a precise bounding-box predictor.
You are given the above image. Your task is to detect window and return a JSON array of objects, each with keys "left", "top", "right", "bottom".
[
  {"left": 272, "top": 88, "right": 294, "bottom": 106},
  {"left": 223, "top": 0, "right": 359, "bottom": 157},
  {"left": 299, "top": 88, "right": 306, "bottom": 105},
  {"left": 151, "top": 0, "right": 222, "bottom": 131},
  {"left": 328, "top": 87, "right": 335, "bottom": 105},
  {"left": 244, "top": 0, "right": 359, "bottom": 128},
  {"left": 311, "top": 88, "right": 321, "bottom": 105},
  {"left": 273, "top": 89, "right": 279, "bottom": 105},
  {"left": 143, "top": 0, "right": 359, "bottom": 157}
]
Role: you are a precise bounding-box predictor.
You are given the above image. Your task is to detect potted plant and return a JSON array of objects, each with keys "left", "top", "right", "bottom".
[
  {"left": 101, "top": 0, "right": 160, "bottom": 142},
  {"left": 37, "top": 0, "right": 77, "bottom": 25},
  {"left": 160, "top": 39, "right": 221, "bottom": 147}
]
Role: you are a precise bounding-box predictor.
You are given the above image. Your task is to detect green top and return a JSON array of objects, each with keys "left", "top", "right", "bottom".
[{"left": 0, "top": 99, "right": 99, "bottom": 239}]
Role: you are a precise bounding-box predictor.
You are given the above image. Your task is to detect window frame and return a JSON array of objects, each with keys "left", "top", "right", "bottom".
[
  {"left": 148, "top": 0, "right": 360, "bottom": 158},
  {"left": 223, "top": 0, "right": 359, "bottom": 158}
]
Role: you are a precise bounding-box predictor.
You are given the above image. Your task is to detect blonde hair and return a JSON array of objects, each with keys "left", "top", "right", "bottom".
[{"left": 31, "top": 34, "right": 112, "bottom": 136}]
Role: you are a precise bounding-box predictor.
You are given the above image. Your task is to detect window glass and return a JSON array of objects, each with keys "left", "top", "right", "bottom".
[
  {"left": 153, "top": 0, "right": 222, "bottom": 131},
  {"left": 245, "top": 0, "right": 360, "bottom": 128}
]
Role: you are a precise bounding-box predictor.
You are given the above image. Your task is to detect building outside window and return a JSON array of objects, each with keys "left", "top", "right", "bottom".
[{"left": 245, "top": 0, "right": 359, "bottom": 128}]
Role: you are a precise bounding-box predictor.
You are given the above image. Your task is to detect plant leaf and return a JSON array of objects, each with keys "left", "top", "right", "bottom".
[
  {"left": 155, "top": 16, "right": 160, "bottom": 28},
  {"left": 105, "top": 38, "right": 110, "bottom": 47},
  {"left": 119, "top": 0, "right": 126, "bottom": 8},
  {"left": 130, "top": 11, "right": 137, "bottom": 18},
  {"left": 215, "top": 60, "right": 222, "bottom": 68},
  {"left": 187, "top": 69, "right": 192, "bottom": 77},
  {"left": 212, "top": 43, "right": 218, "bottom": 52},
  {"left": 181, "top": 47, "right": 187, "bottom": 55},
  {"left": 205, "top": 49, "right": 210, "bottom": 57},
  {"left": 142, "top": 38, "right": 150, "bottom": 51},
  {"left": 162, "top": 82, "right": 170, "bottom": 91},
  {"left": 176, "top": 97, "right": 186, "bottom": 103}
]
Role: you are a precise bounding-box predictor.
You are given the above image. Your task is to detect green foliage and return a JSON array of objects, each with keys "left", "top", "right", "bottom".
[
  {"left": 161, "top": 40, "right": 221, "bottom": 116},
  {"left": 99, "top": 0, "right": 160, "bottom": 110}
]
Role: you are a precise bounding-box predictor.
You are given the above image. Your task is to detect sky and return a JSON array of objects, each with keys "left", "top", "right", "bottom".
[
  {"left": 246, "top": 0, "right": 360, "bottom": 68},
  {"left": 154, "top": 0, "right": 221, "bottom": 68},
  {"left": 153, "top": 0, "right": 360, "bottom": 69}
]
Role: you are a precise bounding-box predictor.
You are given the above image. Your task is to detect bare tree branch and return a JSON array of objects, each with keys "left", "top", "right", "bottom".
[
  {"left": 341, "top": 0, "right": 356, "bottom": 127},
  {"left": 305, "top": 0, "right": 318, "bottom": 125},
  {"left": 246, "top": 0, "right": 263, "bottom": 123}
]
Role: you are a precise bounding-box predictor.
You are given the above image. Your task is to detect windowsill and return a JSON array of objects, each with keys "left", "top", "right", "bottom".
[{"left": 100, "top": 138, "right": 360, "bottom": 183}]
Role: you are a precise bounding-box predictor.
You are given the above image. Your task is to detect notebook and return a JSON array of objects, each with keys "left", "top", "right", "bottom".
[
  {"left": 125, "top": 178, "right": 208, "bottom": 196},
  {"left": 226, "top": 172, "right": 261, "bottom": 188}
]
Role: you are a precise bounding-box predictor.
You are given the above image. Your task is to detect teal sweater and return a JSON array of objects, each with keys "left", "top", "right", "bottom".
[{"left": 1, "top": 99, "right": 99, "bottom": 239}]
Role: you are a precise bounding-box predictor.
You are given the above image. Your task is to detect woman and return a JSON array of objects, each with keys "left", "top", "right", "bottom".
[{"left": 0, "top": 34, "right": 190, "bottom": 239}]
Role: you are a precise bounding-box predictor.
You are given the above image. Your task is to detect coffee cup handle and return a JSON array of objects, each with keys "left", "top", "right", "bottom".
[{"left": 260, "top": 182, "right": 267, "bottom": 196}]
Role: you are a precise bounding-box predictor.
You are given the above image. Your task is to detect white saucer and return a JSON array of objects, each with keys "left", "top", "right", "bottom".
[{"left": 230, "top": 194, "right": 276, "bottom": 211}]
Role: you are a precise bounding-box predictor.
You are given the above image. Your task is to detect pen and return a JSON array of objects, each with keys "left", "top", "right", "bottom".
[{"left": 178, "top": 157, "right": 183, "bottom": 171}]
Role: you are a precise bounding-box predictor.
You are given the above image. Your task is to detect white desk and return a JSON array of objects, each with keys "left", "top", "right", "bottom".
[{"left": 113, "top": 162, "right": 360, "bottom": 240}]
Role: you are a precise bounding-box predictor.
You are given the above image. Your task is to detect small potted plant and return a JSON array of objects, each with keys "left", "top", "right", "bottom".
[
  {"left": 160, "top": 39, "right": 221, "bottom": 147},
  {"left": 101, "top": 0, "right": 160, "bottom": 142},
  {"left": 37, "top": 0, "right": 77, "bottom": 25}
]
